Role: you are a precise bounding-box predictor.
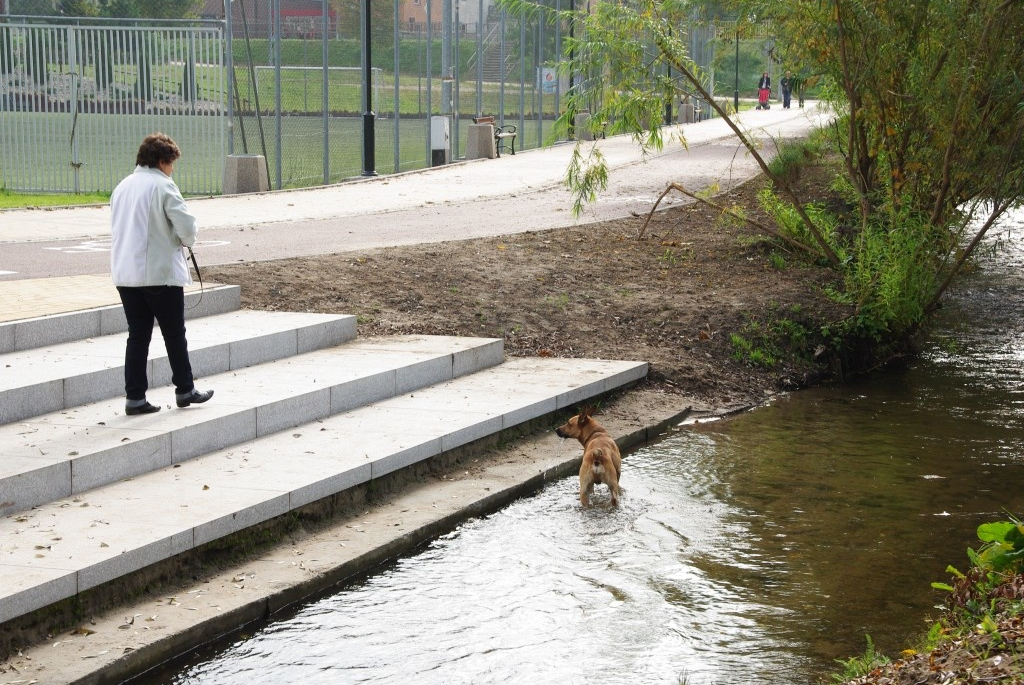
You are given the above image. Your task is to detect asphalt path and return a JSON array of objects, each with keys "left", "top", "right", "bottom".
[{"left": 0, "top": 105, "right": 829, "bottom": 280}]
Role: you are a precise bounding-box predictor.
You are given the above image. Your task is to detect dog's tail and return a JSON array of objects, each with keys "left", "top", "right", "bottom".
[{"left": 592, "top": 448, "right": 608, "bottom": 475}]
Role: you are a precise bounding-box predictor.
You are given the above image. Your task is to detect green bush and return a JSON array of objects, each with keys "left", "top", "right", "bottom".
[
  {"left": 729, "top": 310, "right": 814, "bottom": 370},
  {"left": 830, "top": 635, "right": 890, "bottom": 684},
  {"left": 931, "top": 515, "right": 1024, "bottom": 633}
]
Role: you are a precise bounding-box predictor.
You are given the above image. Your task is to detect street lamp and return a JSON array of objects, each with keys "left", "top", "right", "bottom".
[{"left": 361, "top": 0, "right": 377, "bottom": 176}]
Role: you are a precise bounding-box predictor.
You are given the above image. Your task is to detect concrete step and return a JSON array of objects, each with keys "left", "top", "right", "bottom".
[
  {"left": 0, "top": 334, "right": 503, "bottom": 517},
  {"left": 0, "top": 355, "right": 647, "bottom": 625},
  {"left": 0, "top": 309, "right": 357, "bottom": 426},
  {"left": 0, "top": 281, "right": 240, "bottom": 354}
]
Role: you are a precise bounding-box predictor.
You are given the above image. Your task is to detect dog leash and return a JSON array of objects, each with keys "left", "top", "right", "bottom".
[{"left": 185, "top": 246, "right": 204, "bottom": 310}]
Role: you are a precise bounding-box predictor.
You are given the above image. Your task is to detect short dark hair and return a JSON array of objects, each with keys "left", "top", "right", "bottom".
[{"left": 136, "top": 132, "right": 181, "bottom": 168}]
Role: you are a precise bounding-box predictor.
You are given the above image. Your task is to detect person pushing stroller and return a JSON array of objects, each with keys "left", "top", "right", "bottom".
[{"left": 756, "top": 71, "right": 771, "bottom": 110}]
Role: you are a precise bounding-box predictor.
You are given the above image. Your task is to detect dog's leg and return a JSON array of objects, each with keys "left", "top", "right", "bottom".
[
  {"left": 579, "top": 474, "right": 593, "bottom": 507},
  {"left": 608, "top": 481, "right": 621, "bottom": 507}
]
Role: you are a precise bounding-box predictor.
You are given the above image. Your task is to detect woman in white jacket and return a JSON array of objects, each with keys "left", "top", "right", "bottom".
[{"left": 110, "top": 132, "right": 213, "bottom": 415}]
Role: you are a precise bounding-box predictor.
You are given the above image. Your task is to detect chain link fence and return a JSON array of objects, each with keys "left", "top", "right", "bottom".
[
  {"left": 223, "top": 0, "right": 579, "bottom": 188},
  {"left": 0, "top": 17, "right": 226, "bottom": 194},
  {"left": 1, "top": 0, "right": 739, "bottom": 195}
]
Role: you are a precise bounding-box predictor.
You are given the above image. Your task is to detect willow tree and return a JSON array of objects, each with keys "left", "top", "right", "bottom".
[
  {"left": 768, "top": 0, "right": 1024, "bottom": 316},
  {"left": 505, "top": 0, "right": 1024, "bottom": 347},
  {"left": 516, "top": 0, "right": 842, "bottom": 264}
]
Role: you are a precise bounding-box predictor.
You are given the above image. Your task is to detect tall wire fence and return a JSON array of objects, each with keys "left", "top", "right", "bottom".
[
  {"left": 1, "top": 1, "right": 740, "bottom": 195},
  {"left": 223, "top": 0, "right": 591, "bottom": 188},
  {"left": 0, "top": 18, "right": 227, "bottom": 194}
]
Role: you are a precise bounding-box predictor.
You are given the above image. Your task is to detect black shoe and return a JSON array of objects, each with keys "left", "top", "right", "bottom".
[
  {"left": 176, "top": 388, "right": 214, "bottom": 408},
  {"left": 126, "top": 402, "right": 161, "bottom": 416}
]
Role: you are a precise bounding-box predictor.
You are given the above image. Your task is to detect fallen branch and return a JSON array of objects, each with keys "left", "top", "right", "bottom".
[
  {"left": 637, "top": 182, "right": 825, "bottom": 259},
  {"left": 653, "top": 34, "right": 841, "bottom": 267}
]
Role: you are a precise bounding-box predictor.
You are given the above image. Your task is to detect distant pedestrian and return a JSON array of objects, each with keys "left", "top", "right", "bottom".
[
  {"left": 110, "top": 132, "right": 213, "bottom": 416},
  {"left": 781, "top": 70, "right": 793, "bottom": 109},
  {"left": 757, "top": 72, "right": 772, "bottom": 110}
]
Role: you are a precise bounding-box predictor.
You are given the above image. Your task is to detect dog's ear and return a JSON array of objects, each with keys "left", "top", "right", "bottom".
[{"left": 578, "top": 405, "right": 594, "bottom": 424}]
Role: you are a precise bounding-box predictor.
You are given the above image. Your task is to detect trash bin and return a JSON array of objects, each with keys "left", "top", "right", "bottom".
[
  {"left": 574, "top": 111, "right": 593, "bottom": 141},
  {"left": 430, "top": 116, "right": 450, "bottom": 166}
]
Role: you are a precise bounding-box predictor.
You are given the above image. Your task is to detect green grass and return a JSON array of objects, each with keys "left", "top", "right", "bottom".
[
  {"left": 0, "top": 188, "right": 110, "bottom": 208},
  {"left": 0, "top": 111, "right": 561, "bottom": 202},
  {"left": 235, "top": 113, "right": 560, "bottom": 187},
  {"left": 233, "top": 68, "right": 553, "bottom": 118},
  {"left": 37, "top": 58, "right": 557, "bottom": 119}
]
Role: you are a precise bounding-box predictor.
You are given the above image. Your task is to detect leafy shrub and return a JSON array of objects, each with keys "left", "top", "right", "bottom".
[{"left": 932, "top": 515, "right": 1024, "bottom": 631}]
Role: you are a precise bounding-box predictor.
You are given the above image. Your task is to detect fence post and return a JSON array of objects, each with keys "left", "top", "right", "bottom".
[
  {"left": 321, "top": 0, "right": 329, "bottom": 184},
  {"left": 360, "top": 0, "right": 376, "bottom": 176},
  {"left": 67, "top": 26, "right": 81, "bottom": 194},
  {"left": 225, "top": 0, "right": 234, "bottom": 156}
]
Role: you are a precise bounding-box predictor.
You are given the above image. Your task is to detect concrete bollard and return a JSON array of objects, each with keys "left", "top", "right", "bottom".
[
  {"left": 222, "top": 154, "right": 270, "bottom": 195},
  {"left": 465, "top": 123, "right": 497, "bottom": 160},
  {"left": 678, "top": 103, "right": 695, "bottom": 124},
  {"left": 574, "top": 112, "right": 593, "bottom": 141}
]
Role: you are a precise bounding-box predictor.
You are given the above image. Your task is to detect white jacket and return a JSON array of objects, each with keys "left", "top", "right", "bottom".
[{"left": 110, "top": 166, "right": 197, "bottom": 287}]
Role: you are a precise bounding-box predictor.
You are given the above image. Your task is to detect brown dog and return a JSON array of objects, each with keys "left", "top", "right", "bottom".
[{"left": 555, "top": 405, "right": 622, "bottom": 507}]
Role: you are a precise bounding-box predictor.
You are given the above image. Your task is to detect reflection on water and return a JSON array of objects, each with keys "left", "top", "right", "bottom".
[{"left": 162, "top": 221, "right": 1024, "bottom": 685}]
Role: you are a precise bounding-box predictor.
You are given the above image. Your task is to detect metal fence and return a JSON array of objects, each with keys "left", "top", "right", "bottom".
[
  {"left": 0, "top": 18, "right": 227, "bottom": 195},
  {"left": 213, "top": 1, "right": 727, "bottom": 190},
  {"left": 1, "top": 3, "right": 735, "bottom": 196},
  {"left": 225, "top": 0, "right": 581, "bottom": 189}
]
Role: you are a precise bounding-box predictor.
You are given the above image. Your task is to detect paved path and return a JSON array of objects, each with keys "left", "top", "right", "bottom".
[{"left": 0, "top": 105, "right": 829, "bottom": 286}]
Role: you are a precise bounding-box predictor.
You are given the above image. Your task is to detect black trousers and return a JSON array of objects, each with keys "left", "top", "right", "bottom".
[{"left": 117, "top": 286, "right": 195, "bottom": 401}]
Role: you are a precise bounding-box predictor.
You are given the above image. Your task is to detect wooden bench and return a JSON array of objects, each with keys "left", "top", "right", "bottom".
[{"left": 472, "top": 115, "right": 517, "bottom": 157}]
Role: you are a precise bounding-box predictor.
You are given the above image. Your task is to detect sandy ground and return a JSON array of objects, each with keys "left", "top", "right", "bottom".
[{"left": 205, "top": 168, "right": 852, "bottom": 408}]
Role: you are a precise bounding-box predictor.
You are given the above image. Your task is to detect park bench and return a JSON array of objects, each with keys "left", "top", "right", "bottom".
[{"left": 472, "top": 115, "right": 517, "bottom": 157}]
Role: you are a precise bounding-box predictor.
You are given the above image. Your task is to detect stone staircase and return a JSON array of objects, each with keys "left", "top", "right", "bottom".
[
  {"left": 0, "top": 285, "right": 647, "bottom": 629},
  {"left": 469, "top": 21, "right": 517, "bottom": 83},
  {"left": 482, "top": 44, "right": 516, "bottom": 83}
]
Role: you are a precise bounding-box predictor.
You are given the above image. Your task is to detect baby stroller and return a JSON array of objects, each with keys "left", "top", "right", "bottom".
[{"left": 756, "top": 87, "right": 771, "bottom": 110}]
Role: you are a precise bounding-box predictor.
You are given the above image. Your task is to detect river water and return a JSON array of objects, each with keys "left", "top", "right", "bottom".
[{"left": 156, "top": 217, "right": 1024, "bottom": 685}]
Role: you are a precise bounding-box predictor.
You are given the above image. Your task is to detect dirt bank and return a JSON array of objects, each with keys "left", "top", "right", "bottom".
[{"left": 205, "top": 165, "right": 852, "bottom": 407}]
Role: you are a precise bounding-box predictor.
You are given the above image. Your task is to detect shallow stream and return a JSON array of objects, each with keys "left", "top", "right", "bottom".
[{"left": 156, "top": 217, "right": 1024, "bottom": 685}]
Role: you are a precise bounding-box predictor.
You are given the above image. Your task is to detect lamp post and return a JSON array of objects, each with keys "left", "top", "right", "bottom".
[
  {"left": 361, "top": 0, "right": 377, "bottom": 176},
  {"left": 733, "top": 27, "right": 739, "bottom": 112}
]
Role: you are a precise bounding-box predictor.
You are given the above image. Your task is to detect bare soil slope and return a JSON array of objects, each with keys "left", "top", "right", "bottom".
[{"left": 206, "top": 168, "right": 851, "bottom": 410}]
